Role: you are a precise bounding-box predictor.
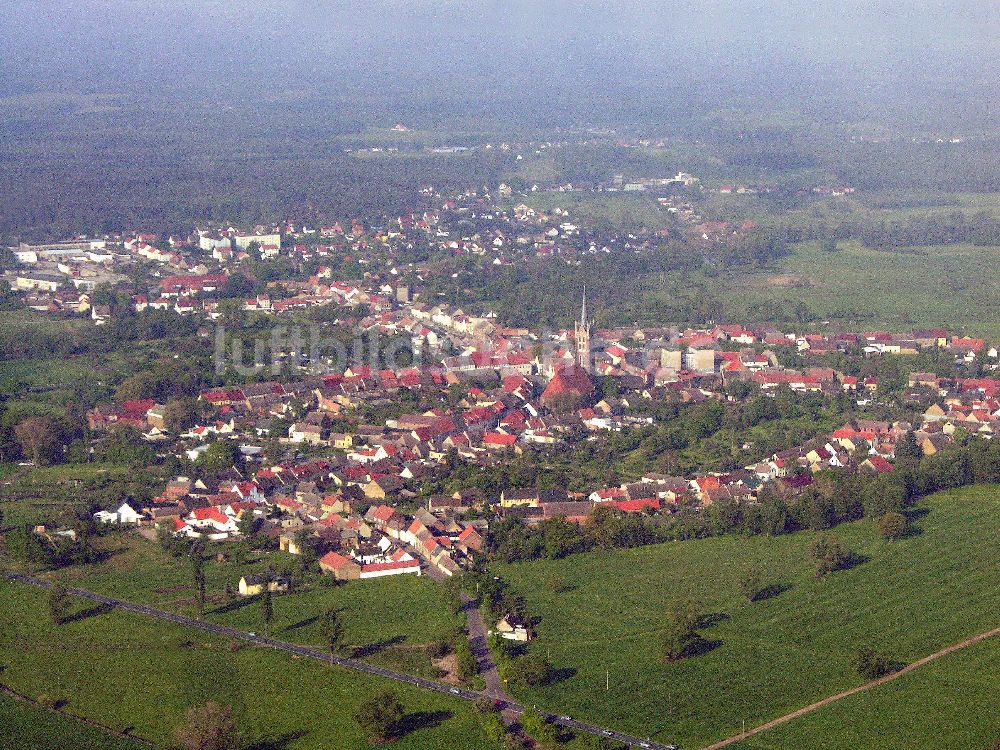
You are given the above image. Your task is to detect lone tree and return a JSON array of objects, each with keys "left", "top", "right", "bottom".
[
  {"left": 895, "top": 430, "right": 922, "bottom": 461},
  {"left": 163, "top": 397, "right": 199, "bottom": 434},
  {"left": 878, "top": 511, "right": 910, "bottom": 541},
  {"left": 319, "top": 605, "right": 345, "bottom": 655},
  {"left": 236, "top": 509, "right": 258, "bottom": 538},
  {"left": 260, "top": 572, "right": 274, "bottom": 635},
  {"left": 660, "top": 596, "right": 702, "bottom": 662},
  {"left": 294, "top": 528, "right": 317, "bottom": 574},
  {"left": 8, "top": 524, "right": 49, "bottom": 573},
  {"left": 197, "top": 440, "right": 240, "bottom": 475},
  {"left": 354, "top": 690, "right": 404, "bottom": 743},
  {"left": 48, "top": 582, "right": 71, "bottom": 625},
  {"left": 738, "top": 565, "right": 764, "bottom": 603},
  {"left": 809, "top": 535, "right": 854, "bottom": 577},
  {"left": 174, "top": 701, "right": 241, "bottom": 750},
  {"left": 15, "top": 416, "right": 61, "bottom": 466},
  {"left": 191, "top": 545, "right": 207, "bottom": 618}
]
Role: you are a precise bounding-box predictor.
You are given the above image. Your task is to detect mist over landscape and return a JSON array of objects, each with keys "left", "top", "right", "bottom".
[
  {"left": 2, "top": 0, "right": 999, "bottom": 239},
  {"left": 3, "top": 0, "right": 999, "bottom": 126},
  {"left": 5, "top": 5, "right": 1000, "bottom": 750}
]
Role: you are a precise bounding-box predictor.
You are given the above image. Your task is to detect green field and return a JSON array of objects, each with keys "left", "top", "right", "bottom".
[
  {"left": 675, "top": 240, "right": 1000, "bottom": 338},
  {"left": 0, "top": 692, "right": 146, "bottom": 750},
  {"left": 0, "top": 579, "right": 495, "bottom": 750},
  {"left": 496, "top": 485, "right": 1000, "bottom": 748},
  {"left": 731, "top": 634, "right": 1000, "bottom": 750},
  {"left": 519, "top": 191, "right": 669, "bottom": 230},
  {"left": 47, "top": 534, "right": 461, "bottom": 679}
]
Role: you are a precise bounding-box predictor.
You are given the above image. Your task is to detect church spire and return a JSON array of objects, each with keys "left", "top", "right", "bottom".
[{"left": 575, "top": 287, "right": 591, "bottom": 372}]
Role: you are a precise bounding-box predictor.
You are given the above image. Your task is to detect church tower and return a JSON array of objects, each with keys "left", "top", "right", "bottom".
[{"left": 574, "top": 288, "right": 592, "bottom": 372}]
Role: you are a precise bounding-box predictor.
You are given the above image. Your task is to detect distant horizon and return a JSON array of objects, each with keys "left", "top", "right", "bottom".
[{"left": 3, "top": 1, "right": 999, "bottom": 131}]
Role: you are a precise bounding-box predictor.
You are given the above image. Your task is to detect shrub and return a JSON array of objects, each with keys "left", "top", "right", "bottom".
[
  {"left": 853, "top": 647, "right": 899, "bottom": 681},
  {"left": 455, "top": 638, "right": 479, "bottom": 681},
  {"left": 426, "top": 639, "right": 452, "bottom": 659},
  {"left": 174, "top": 701, "right": 241, "bottom": 750},
  {"left": 878, "top": 511, "right": 910, "bottom": 540},
  {"left": 738, "top": 566, "right": 763, "bottom": 603},
  {"left": 509, "top": 654, "right": 552, "bottom": 687},
  {"left": 809, "top": 535, "right": 854, "bottom": 577}
]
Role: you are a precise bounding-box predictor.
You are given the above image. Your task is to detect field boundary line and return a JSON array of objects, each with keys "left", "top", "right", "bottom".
[
  {"left": 0, "top": 682, "right": 154, "bottom": 747},
  {"left": 699, "top": 622, "right": 1000, "bottom": 750}
]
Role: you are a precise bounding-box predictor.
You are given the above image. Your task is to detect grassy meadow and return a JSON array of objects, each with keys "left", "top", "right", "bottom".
[
  {"left": 496, "top": 485, "right": 1000, "bottom": 748},
  {"left": 731, "top": 633, "right": 1000, "bottom": 750},
  {"left": 0, "top": 579, "right": 496, "bottom": 750},
  {"left": 0, "top": 692, "right": 147, "bottom": 750},
  {"left": 43, "top": 534, "right": 461, "bottom": 679},
  {"left": 0, "top": 464, "right": 160, "bottom": 529},
  {"left": 660, "top": 239, "right": 1000, "bottom": 339}
]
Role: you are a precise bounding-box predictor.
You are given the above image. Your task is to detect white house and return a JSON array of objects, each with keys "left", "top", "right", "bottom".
[{"left": 94, "top": 502, "right": 144, "bottom": 526}]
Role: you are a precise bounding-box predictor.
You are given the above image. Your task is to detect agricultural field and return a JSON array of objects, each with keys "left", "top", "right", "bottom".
[
  {"left": 667, "top": 240, "right": 1000, "bottom": 339},
  {"left": 0, "top": 351, "right": 130, "bottom": 423},
  {"left": 0, "top": 579, "right": 495, "bottom": 750},
  {"left": 44, "top": 534, "right": 463, "bottom": 679},
  {"left": 731, "top": 635, "right": 1000, "bottom": 750},
  {"left": 496, "top": 485, "right": 1000, "bottom": 749},
  {"left": 0, "top": 692, "right": 146, "bottom": 750}
]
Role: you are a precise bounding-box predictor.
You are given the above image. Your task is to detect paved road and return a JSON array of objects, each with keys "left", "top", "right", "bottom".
[
  {"left": 3, "top": 572, "right": 674, "bottom": 750},
  {"left": 460, "top": 592, "right": 528, "bottom": 737},
  {"left": 461, "top": 593, "right": 506, "bottom": 699}
]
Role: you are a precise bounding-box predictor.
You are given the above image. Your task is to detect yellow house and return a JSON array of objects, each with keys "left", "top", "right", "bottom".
[
  {"left": 364, "top": 476, "right": 403, "bottom": 500},
  {"left": 834, "top": 436, "right": 859, "bottom": 453},
  {"left": 330, "top": 433, "right": 354, "bottom": 450},
  {"left": 499, "top": 488, "right": 566, "bottom": 509},
  {"left": 278, "top": 532, "right": 304, "bottom": 555},
  {"left": 238, "top": 575, "right": 290, "bottom": 596},
  {"left": 923, "top": 404, "right": 946, "bottom": 421},
  {"left": 500, "top": 489, "right": 540, "bottom": 508}
]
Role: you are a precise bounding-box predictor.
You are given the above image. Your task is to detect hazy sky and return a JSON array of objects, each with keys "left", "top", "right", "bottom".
[{"left": 3, "top": 1, "right": 997, "bottom": 126}]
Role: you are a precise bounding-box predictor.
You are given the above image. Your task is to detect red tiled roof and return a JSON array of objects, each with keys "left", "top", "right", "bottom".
[
  {"left": 319, "top": 551, "right": 354, "bottom": 569},
  {"left": 541, "top": 364, "right": 595, "bottom": 404},
  {"left": 361, "top": 559, "right": 420, "bottom": 574},
  {"left": 610, "top": 499, "right": 661, "bottom": 513}
]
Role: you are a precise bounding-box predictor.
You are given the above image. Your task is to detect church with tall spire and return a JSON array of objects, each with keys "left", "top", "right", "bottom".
[
  {"left": 574, "top": 287, "right": 592, "bottom": 372},
  {"left": 541, "top": 289, "right": 596, "bottom": 410}
]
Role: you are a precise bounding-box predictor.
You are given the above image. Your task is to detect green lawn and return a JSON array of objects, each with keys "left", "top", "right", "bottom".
[
  {"left": 48, "top": 534, "right": 460, "bottom": 678},
  {"left": 0, "top": 579, "right": 497, "bottom": 750},
  {"left": 0, "top": 692, "right": 146, "bottom": 750},
  {"left": 496, "top": 485, "right": 1000, "bottom": 748}
]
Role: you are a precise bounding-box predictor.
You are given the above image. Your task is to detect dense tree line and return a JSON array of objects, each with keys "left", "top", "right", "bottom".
[
  {"left": 783, "top": 211, "right": 1000, "bottom": 249},
  {"left": 484, "top": 434, "right": 1000, "bottom": 563}
]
